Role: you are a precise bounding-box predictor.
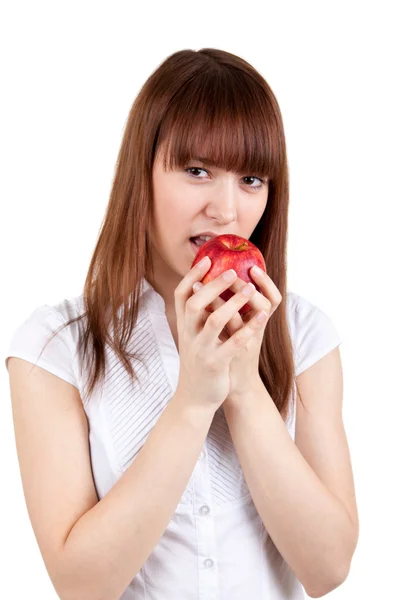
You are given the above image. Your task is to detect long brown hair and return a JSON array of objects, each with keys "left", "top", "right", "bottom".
[{"left": 36, "top": 48, "right": 305, "bottom": 422}]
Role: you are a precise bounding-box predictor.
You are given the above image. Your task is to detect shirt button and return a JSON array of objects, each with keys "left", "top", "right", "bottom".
[
  {"left": 204, "top": 558, "right": 214, "bottom": 568},
  {"left": 199, "top": 505, "right": 210, "bottom": 515}
]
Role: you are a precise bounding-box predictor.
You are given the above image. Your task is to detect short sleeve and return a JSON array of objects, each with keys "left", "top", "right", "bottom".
[
  {"left": 294, "top": 295, "right": 344, "bottom": 377},
  {"left": 5, "top": 304, "right": 78, "bottom": 388}
]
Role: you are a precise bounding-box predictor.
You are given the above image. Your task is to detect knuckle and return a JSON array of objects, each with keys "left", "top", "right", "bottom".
[
  {"left": 254, "top": 311, "right": 267, "bottom": 326},
  {"left": 206, "top": 360, "right": 220, "bottom": 373},
  {"left": 233, "top": 332, "right": 245, "bottom": 347},
  {"left": 174, "top": 286, "right": 183, "bottom": 298},
  {"left": 207, "top": 311, "right": 222, "bottom": 328},
  {"left": 186, "top": 296, "right": 201, "bottom": 312},
  {"left": 264, "top": 299, "right": 272, "bottom": 311},
  {"left": 200, "top": 352, "right": 218, "bottom": 371}
]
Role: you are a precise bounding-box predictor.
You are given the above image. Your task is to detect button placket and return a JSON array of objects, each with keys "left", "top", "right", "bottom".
[{"left": 193, "top": 439, "right": 218, "bottom": 598}]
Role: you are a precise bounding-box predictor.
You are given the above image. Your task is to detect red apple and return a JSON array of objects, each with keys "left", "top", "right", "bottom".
[{"left": 191, "top": 234, "right": 267, "bottom": 315}]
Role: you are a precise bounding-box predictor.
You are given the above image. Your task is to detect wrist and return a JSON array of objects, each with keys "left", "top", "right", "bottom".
[
  {"left": 172, "top": 385, "right": 217, "bottom": 423},
  {"left": 225, "top": 376, "right": 264, "bottom": 408}
]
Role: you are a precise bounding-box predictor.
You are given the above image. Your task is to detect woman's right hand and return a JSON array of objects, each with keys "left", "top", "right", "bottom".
[{"left": 174, "top": 256, "right": 257, "bottom": 413}]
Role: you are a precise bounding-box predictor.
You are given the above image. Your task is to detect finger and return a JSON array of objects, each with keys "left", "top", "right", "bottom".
[
  {"left": 219, "top": 306, "right": 269, "bottom": 362},
  {"left": 192, "top": 282, "right": 244, "bottom": 337},
  {"left": 200, "top": 281, "right": 257, "bottom": 348},
  {"left": 228, "top": 276, "right": 272, "bottom": 321},
  {"left": 250, "top": 266, "right": 283, "bottom": 307},
  {"left": 186, "top": 268, "right": 240, "bottom": 338},
  {"left": 174, "top": 256, "right": 212, "bottom": 333}
]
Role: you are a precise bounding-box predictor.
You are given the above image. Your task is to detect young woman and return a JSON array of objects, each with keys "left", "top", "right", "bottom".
[{"left": 5, "top": 48, "right": 358, "bottom": 600}]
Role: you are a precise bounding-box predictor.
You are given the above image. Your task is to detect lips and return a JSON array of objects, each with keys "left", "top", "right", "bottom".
[
  {"left": 189, "top": 237, "right": 213, "bottom": 256},
  {"left": 189, "top": 238, "right": 203, "bottom": 255}
]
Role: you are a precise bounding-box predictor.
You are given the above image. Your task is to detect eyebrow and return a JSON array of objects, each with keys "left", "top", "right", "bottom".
[{"left": 190, "top": 157, "right": 217, "bottom": 167}]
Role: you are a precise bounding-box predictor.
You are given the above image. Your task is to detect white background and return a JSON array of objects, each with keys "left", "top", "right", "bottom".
[{"left": 1, "top": 1, "right": 399, "bottom": 598}]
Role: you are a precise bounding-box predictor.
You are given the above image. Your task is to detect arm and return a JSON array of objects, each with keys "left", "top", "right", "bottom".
[
  {"left": 8, "top": 355, "right": 214, "bottom": 600},
  {"left": 222, "top": 347, "right": 358, "bottom": 598},
  {"left": 59, "top": 389, "right": 214, "bottom": 600}
]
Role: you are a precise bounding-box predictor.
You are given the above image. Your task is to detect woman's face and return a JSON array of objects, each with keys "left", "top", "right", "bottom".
[{"left": 149, "top": 145, "right": 269, "bottom": 310}]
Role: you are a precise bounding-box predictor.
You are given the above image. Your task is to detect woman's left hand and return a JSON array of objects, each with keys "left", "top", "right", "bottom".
[{"left": 192, "top": 265, "right": 282, "bottom": 402}]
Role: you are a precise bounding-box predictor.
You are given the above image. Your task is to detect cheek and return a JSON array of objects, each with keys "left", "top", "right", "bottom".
[
  {"left": 163, "top": 195, "right": 194, "bottom": 229},
  {"left": 154, "top": 178, "right": 188, "bottom": 217},
  {"left": 153, "top": 194, "right": 191, "bottom": 245},
  {"left": 239, "top": 204, "right": 265, "bottom": 228}
]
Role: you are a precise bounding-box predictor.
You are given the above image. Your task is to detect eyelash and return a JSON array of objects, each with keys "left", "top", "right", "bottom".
[{"left": 184, "top": 167, "right": 267, "bottom": 190}]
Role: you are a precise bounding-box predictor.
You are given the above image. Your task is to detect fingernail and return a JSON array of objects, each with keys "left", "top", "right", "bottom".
[
  {"left": 198, "top": 256, "right": 210, "bottom": 268},
  {"left": 252, "top": 265, "right": 263, "bottom": 276},
  {"left": 242, "top": 282, "right": 255, "bottom": 296},
  {"left": 223, "top": 269, "right": 236, "bottom": 282},
  {"left": 193, "top": 282, "right": 203, "bottom": 292}
]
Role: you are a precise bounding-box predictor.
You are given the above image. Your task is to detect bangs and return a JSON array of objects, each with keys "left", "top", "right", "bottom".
[{"left": 156, "top": 68, "right": 283, "bottom": 181}]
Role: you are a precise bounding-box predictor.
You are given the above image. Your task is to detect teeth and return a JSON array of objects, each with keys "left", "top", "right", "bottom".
[{"left": 190, "top": 235, "right": 213, "bottom": 248}]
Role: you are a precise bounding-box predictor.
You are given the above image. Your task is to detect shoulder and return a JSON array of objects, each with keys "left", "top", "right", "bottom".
[
  {"left": 5, "top": 294, "right": 86, "bottom": 389},
  {"left": 51, "top": 294, "right": 87, "bottom": 342}
]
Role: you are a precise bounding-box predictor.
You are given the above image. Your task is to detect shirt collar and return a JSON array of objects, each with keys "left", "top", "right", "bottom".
[
  {"left": 138, "top": 277, "right": 166, "bottom": 313},
  {"left": 139, "top": 276, "right": 152, "bottom": 298}
]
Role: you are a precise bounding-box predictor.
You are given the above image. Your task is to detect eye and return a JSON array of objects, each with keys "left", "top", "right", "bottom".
[
  {"left": 242, "top": 176, "right": 266, "bottom": 190},
  {"left": 185, "top": 167, "right": 267, "bottom": 190},
  {"left": 185, "top": 167, "right": 209, "bottom": 178}
]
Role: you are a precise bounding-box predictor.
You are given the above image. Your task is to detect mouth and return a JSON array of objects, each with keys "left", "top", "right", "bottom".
[{"left": 189, "top": 236, "right": 207, "bottom": 255}]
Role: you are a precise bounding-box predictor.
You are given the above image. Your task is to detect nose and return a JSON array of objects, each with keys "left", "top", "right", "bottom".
[{"left": 205, "top": 178, "right": 238, "bottom": 224}]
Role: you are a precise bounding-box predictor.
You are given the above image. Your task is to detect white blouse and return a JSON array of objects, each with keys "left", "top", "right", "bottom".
[{"left": 5, "top": 278, "right": 344, "bottom": 599}]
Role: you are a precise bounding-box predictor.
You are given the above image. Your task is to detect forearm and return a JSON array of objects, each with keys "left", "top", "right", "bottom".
[
  {"left": 58, "top": 389, "right": 215, "bottom": 600},
  {"left": 223, "top": 382, "right": 356, "bottom": 598}
]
